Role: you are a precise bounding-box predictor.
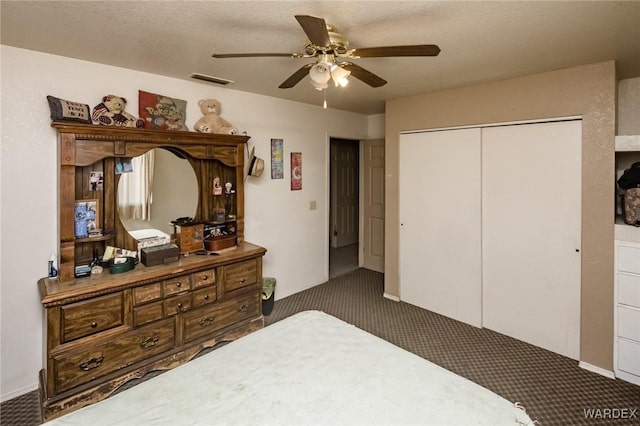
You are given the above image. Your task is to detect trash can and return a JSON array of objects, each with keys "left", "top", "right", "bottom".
[{"left": 262, "top": 277, "right": 276, "bottom": 316}]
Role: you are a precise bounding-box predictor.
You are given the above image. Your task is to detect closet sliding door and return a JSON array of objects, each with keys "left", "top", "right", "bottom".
[
  {"left": 481, "top": 120, "right": 582, "bottom": 359},
  {"left": 399, "top": 129, "right": 482, "bottom": 328}
]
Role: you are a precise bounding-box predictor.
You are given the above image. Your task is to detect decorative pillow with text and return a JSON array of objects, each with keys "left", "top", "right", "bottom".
[{"left": 47, "top": 95, "right": 92, "bottom": 123}]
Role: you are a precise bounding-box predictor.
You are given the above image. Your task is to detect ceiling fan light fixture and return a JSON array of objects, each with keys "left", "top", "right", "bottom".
[
  {"left": 330, "top": 64, "right": 351, "bottom": 87},
  {"left": 309, "top": 62, "right": 331, "bottom": 84},
  {"left": 310, "top": 79, "right": 328, "bottom": 90}
]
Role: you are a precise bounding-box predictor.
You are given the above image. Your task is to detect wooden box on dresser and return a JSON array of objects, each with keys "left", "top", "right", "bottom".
[{"left": 39, "top": 122, "right": 266, "bottom": 420}]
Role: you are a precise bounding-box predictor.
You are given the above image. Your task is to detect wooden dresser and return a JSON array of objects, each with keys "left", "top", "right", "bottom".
[{"left": 39, "top": 123, "right": 266, "bottom": 420}]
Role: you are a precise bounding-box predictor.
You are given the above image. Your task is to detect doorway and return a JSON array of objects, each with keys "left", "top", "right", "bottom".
[{"left": 329, "top": 138, "right": 359, "bottom": 279}]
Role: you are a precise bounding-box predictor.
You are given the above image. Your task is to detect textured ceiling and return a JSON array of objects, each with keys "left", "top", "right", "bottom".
[{"left": 2, "top": 1, "right": 640, "bottom": 115}]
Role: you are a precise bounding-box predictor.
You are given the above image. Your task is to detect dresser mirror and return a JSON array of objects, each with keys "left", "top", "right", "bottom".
[{"left": 117, "top": 147, "right": 198, "bottom": 240}]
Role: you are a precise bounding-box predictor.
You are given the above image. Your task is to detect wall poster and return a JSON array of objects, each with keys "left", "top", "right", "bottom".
[
  {"left": 271, "top": 138, "right": 284, "bottom": 179},
  {"left": 291, "top": 152, "right": 302, "bottom": 191}
]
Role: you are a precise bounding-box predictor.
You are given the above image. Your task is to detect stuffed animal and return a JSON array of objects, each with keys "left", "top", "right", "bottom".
[
  {"left": 92, "top": 95, "right": 144, "bottom": 128},
  {"left": 193, "top": 99, "right": 237, "bottom": 134}
]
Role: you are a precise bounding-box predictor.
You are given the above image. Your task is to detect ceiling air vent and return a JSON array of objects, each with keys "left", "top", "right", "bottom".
[{"left": 190, "top": 73, "right": 235, "bottom": 85}]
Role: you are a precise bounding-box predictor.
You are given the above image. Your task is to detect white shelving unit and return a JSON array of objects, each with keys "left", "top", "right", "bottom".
[
  {"left": 614, "top": 135, "right": 640, "bottom": 227},
  {"left": 614, "top": 239, "right": 640, "bottom": 386},
  {"left": 614, "top": 134, "right": 640, "bottom": 386},
  {"left": 615, "top": 135, "right": 640, "bottom": 151}
]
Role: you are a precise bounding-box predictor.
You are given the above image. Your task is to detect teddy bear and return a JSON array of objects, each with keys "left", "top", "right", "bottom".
[
  {"left": 193, "top": 99, "right": 237, "bottom": 134},
  {"left": 92, "top": 95, "right": 144, "bottom": 128}
]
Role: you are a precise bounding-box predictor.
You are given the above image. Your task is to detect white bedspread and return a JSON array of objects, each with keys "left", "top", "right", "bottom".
[{"left": 45, "top": 310, "right": 534, "bottom": 425}]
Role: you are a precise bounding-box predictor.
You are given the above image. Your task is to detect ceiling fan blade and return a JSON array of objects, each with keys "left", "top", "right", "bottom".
[
  {"left": 212, "top": 53, "right": 300, "bottom": 58},
  {"left": 351, "top": 44, "right": 441, "bottom": 58},
  {"left": 295, "top": 15, "right": 331, "bottom": 47},
  {"left": 279, "top": 64, "right": 314, "bottom": 89},
  {"left": 341, "top": 63, "right": 387, "bottom": 87}
]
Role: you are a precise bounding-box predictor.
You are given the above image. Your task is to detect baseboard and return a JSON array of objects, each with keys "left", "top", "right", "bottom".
[
  {"left": 1, "top": 382, "right": 38, "bottom": 403},
  {"left": 383, "top": 292, "right": 400, "bottom": 302},
  {"left": 578, "top": 361, "right": 616, "bottom": 379},
  {"left": 614, "top": 369, "right": 640, "bottom": 386},
  {"left": 275, "top": 278, "right": 328, "bottom": 301}
]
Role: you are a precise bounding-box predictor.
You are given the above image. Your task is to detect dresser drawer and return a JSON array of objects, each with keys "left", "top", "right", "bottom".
[
  {"left": 164, "top": 294, "right": 192, "bottom": 316},
  {"left": 618, "top": 245, "right": 640, "bottom": 274},
  {"left": 61, "top": 293, "right": 123, "bottom": 343},
  {"left": 618, "top": 338, "right": 640, "bottom": 376},
  {"left": 133, "top": 283, "right": 162, "bottom": 305},
  {"left": 618, "top": 306, "right": 640, "bottom": 342},
  {"left": 223, "top": 260, "right": 258, "bottom": 294},
  {"left": 133, "top": 301, "right": 164, "bottom": 327},
  {"left": 164, "top": 275, "right": 192, "bottom": 296},
  {"left": 619, "top": 273, "right": 640, "bottom": 309},
  {"left": 183, "top": 293, "right": 259, "bottom": 343},
  {"left": 192, "top": 286, "right": 217, "bottom": 307},
  {"left": 54, "top": 319, "right": 175, "bottom": 393},
  {"left": 193, "top": 269, "right": 215, "bottom": 289}
]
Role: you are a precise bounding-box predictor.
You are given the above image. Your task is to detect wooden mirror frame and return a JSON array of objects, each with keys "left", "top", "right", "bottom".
[{"left": 53, "top": 122, "right": 249, "bottom": 282}]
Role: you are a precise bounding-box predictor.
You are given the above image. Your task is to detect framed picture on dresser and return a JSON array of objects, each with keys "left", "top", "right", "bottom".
[{"left": 74, "top": 199, "right": 99, "bottom": 238}]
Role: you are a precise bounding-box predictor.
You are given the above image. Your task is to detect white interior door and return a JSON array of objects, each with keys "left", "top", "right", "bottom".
[
  {"left": 481, "top": 120, "right": 582, "bottom": 359},
  {"left": 399, "top": 129, "right": 482, "bottom": 327},
  {"left": 363, "top": 139, "right": 385, "bottom": 272}
]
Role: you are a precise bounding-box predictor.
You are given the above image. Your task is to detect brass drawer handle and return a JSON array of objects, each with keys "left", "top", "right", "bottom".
[
  {"left": 90, "top": 321, "right": 98, "bottom": 328},
  {"left": 238, "top": 303, "right": 249, "bottom": 313},
  {"left": 198, "top": 316, "right": 215, "bottom": 327},
  {"left": 79, "top": 356, "right": 104, "bottom": 371},
  {"left": 204, "top": 294, "right": 209, "bottom": 300},
  {"left": 240, "top": 278, "right": 246, "bottom": 283},
  {"left": 139, "top": 335, "right": 160, "bottom": 349},
  {"left": 175, "top": 281, "right": 181, "bottom": 288},
  {"left": 176, "top": 302, "right": 187, "bottom": 312}
]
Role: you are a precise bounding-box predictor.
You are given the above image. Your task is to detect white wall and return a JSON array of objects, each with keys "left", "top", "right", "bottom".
[
  {"left": 0, "top": 46, "right": 371, "bottom": 401},
  {"left": 618, "top": 77, "right": 640, "bottom": 135},
  {"left": 367, "top": 113, "right": 385, "bottom": 139}
]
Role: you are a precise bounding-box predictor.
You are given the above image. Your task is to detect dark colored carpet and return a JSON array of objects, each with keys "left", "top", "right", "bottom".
[{"left": 2, "top": 268, "right": 638, "bottom": 425}]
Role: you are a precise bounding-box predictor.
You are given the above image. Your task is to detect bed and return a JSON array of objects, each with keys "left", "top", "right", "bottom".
[{"left": 43, "top": 311, "right": 534, "bottom": 425}]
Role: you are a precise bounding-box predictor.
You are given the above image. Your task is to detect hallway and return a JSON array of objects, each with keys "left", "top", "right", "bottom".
[{"left": 329, "top": 243, "right": 358, "bottom": 279}]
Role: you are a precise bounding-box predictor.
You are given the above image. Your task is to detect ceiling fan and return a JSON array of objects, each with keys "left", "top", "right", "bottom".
[{"left": 212, "top": 15, "right": 441, "bottom": 90}]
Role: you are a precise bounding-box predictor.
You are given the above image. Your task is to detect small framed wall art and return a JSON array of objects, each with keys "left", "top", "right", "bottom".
[
  {"left": 138, "top": 90, "right": 188, "bottom": 131},
  {"left": 271, "top": 138, "right": 284, "bottom": 179},
  {"left": 291, "top": 152, "right": 302, "bottom": 191}
]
